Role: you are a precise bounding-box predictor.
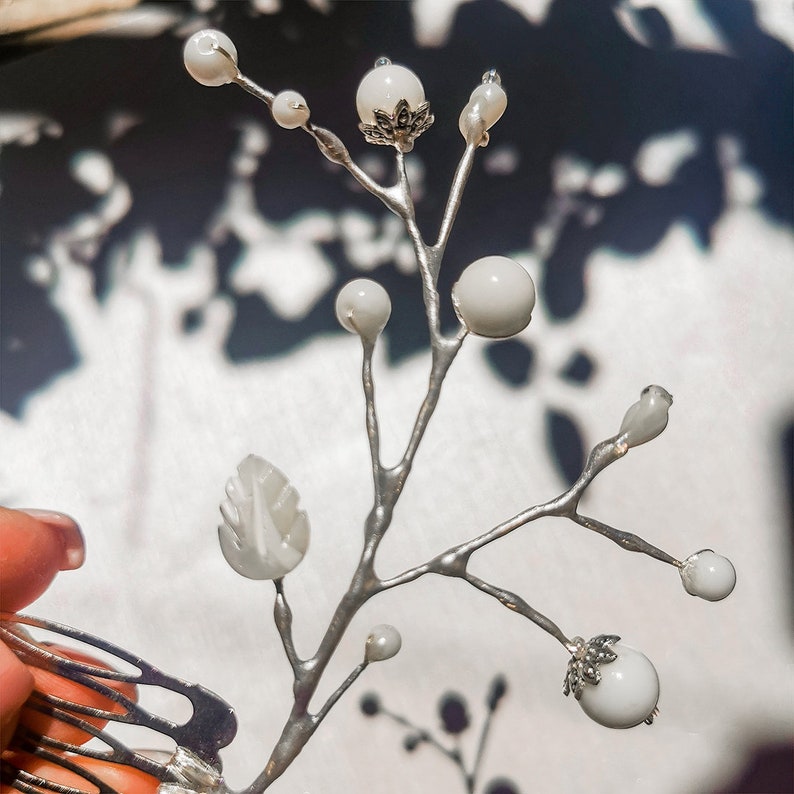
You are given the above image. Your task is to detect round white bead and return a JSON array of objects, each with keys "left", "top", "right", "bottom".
[
  {"left": 335, "top": 278, "right": 392, "bottom": 340},
  {"left": 271, "top": 90, "right": 310, "bottom": 129},
  {"left": 578, "top": 643, "right": 660, "bottom": 729},
  {"left": 365, "top": 624, "right": 402, "bottom": 662},
  {"left": 452, "top": 256, "right": 535, "bottom": 338},
  {"left": 183, "top": 29, "right": 238, "bottom": 87},
  {"left": 680, "top": 549, "right": 736, "bottom": 601},
  {"left": 618, "top": 385, "right": 673, "bottom": 447},
  {"left": 356, "top": 63, "right": 426, "bottom": 125}
]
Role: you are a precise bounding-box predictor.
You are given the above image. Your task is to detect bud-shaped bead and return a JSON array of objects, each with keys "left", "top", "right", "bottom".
[
  {"left": 452, "top": 256, "right": 535, "bottom": 338},
  {"left": 459, "top": 79, "right": 507, "bottom": 142},
  {"left": 356, "top": 60, "right": 426, "bottom": 125},
  {"left": 680, "top": 550, "right": 736, "bottom": 601},
  {"left": 183, "top": 29, "right": 238, "bottom": 87},
  {"left": 271, "top": 90, "right": 311, "bottom": 129},
  {"left": 365, "top": 624, "right": 402, "bottom": 662},
  {"left": 618, "top": 385, "right": 673, "bottom": 447},
  {"left": 335, "top": 279, "right": 392, "bottom": 341}
]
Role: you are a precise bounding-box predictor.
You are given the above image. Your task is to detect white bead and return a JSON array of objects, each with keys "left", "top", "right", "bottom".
[
  {"left": 183, "top": 29, "right": 238, "bottom": 87},
  {"left": 271, "top": 90, "right": 310, "bottom": 129},
  {"left": 618, "top": 385, "right": 673, "bottom": 447},
  {"left": 578, "top": 643, "right": 660, "bottom": 729},
  {"left": 365, "top": 624, "right": 402, "bottom": 662},
  {"left": 452, "top": 256, "right": 535, "bottom": 338},
  {"left": 335, "top": 279, "right": 392, "bottom": 340},
  {"left": 680, "top": 549, "right": 736, "bottom": 601},
  {"left": 356, "top": 63, "right": 425, "bottom": 124},
  {"left": 459, "top": 82, "right": 507, "bottom": 141}
]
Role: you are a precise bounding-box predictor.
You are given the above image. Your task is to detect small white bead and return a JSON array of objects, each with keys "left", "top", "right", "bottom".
[
  {"left": 452, "top": 256, "right": 535, "bottom": 338},
  {"left": 578, "top": 643, "right": 660, "bottom": 729},
  {"left": 356, "top": 63, "right": 426, "bottom": 125},
  {"left": 365, "top": 624, "right": 402, "bottom": 662},
  {"left": 335, "top": 278, "right": 392, "bottom": 340},
  {"left": 618, "top": 385, "right": 673, "bottom": 447},
  {"left": 680, "top": 550, "right": 736, "bottom": 601},
  {"left": 459, "top": 82, "right": 507, "bottom": 141},
  {"left": 271, "top": 90, "right": 310, "bottom": 129},
  {"left": 183, "top": 29, "right": 238, "bottom": 87}
]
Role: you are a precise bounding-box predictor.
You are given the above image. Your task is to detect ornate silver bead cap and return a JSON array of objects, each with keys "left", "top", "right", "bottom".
[
  {"left": 356, "top": 57, "right": 434, "bottom": 152},
  {"left": 563, "top": 634, "right": 620, "bottom": 700}
]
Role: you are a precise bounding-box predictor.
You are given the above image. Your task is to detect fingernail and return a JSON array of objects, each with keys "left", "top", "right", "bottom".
[{"left": 18, "top": 509, "right": 85, "bottom": 570}]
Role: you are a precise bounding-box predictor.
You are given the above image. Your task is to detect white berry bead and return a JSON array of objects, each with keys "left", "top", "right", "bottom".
[
  {"left": 618, "top": 385, "right": 673, "bottom": 447},
  {"left": 680, "top": 549, "right": 736, "bottom": 601},
  {"left": 452, "top": 256, "right": 535, "bottom": 338},
  {"left": 459, "top": 81, "right": 507, "bottom": 141},
  {"left": 335, "top": 279, "right": 392, "bottom": 340},
  {"left": 271, "top": 91, "right": 310, "bottom": 129},
  {"left": 183, "top": 29, "right": 238, "bottom": 87},
  {"left": 365, "top": 624, "right": 402, "bottom": 662},
  {"left": 356, "top": 61, "right": 426, "bottom": 124},
  {"left": 578, "top": 644, "right": 660, "bottom": 729}
]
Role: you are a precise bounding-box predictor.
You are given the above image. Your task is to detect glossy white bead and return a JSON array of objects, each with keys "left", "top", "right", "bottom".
[
  {"left": 578, "top": 643, "right": 660, "bottom": 729},
  {"left": 356, "top": 62, "right": 426, "bottom": 124},
  {"left": 618, "top": 385, "right": 673, "bottom": 447},
  {"left": 335, "top": 278, "right": 392, "bottom": 340},
  {"left": 680, "top": 549, "right": 736, "bottom": 601},
  {"left": 271, "top": 90, "right": 310, "bottom": 129},
  {"left": 452, "top": 256, "right": 535, "bottom": 338},
  {"left": 183, "top": 29, "right": 238, "bottom": 87},
  {"left": 365, "top": 624, "right": 402, "bottom": 662},
  {"left": 459, "top": 82, "right": 507, "bottom": 141}
]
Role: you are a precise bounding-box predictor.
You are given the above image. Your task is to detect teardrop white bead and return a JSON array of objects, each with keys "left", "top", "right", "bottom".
[
  {"left": 356, "top": 63, "right": 426, "bottom": 124},
  {"left": 459, "top": 82, "right": 507, "bottom": 140},
  {"left": 618, "top": 385, "right": 673, "bottom": 447},
  {"left": 271, "top": 90, "right": 310, "bottom": 129},
  {"left": 183, "top": 29, "right": 238, "bottom": 87}
]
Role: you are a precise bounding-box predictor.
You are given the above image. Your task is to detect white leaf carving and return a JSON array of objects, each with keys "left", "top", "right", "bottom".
[{"left": 218, "top": 455, "right": 310, "bottom": 580}]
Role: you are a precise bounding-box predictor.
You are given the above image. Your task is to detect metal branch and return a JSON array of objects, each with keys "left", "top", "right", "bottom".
[
  {"left": 571, "top": 513, "right": 681, "bottom": 567},
  {"left": 314, "top": 661, "right": 369, "bottom": 726},
  {"left": 463, "top": 572, "right": 572, "bottom": 648},
  {"left": 434, "top": 142, "right": 478, "bottom": 265},
  {"left": 273, "top": 579, "right": 301, "bottom": 677},
  {"left": 361, "top": 338, "right": 383, "bottom": 498}
]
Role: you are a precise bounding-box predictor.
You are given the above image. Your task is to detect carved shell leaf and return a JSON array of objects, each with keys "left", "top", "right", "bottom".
[{"left": 218, "top": 454, "right": 310, "bottom": 580}]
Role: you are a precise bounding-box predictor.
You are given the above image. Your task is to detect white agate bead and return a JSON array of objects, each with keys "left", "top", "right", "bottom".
[
  {"left": 459, "top": 80, "right": 507, "bottom": 141},
  {"left": 365, "top": 624, "right": 402, "bottom": 662},
  {"left": 578, "top": 644, "right": 660, "bottom": 729},
  {"left": 271, "top": 90, "right": 310, "bottom": 129},
  {"left": 335, "top": 278, "right": 392, "bottom": 340},
  {"left": 183, "top": 29, "right": 238, "bottom": 86},
  {"left": 618, "top": 385, "right": 673, "bottom": 447},
  {"left": 356, "top": 60, "right": 426, "bottom": 124},
  {"left": 452, "top": 256, "right": 535, "bottom": 338},
  {"left": 680, "top": 549, "right": 736, "bottom": 601}
]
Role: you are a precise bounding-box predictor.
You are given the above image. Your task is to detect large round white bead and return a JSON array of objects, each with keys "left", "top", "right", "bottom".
[
  {"left": 335, "top": 278, "right": 392, "bottom": 340},
  {"left": 271, "top": 90, "right": 310, "bottom": 129},
  {"left": 578, "top": 644, "right": 660, "bottom": 729},
  {"left": 680, "top": 549, "right": 736, "bottom": 601},
  {"left": 365, "top": 624, "right": 402, "bottom": 662},
  {"left": 356, "top": 63, "right": 426, "bottom": 124},
  {"left": 183, "top": 29, "right": 238, "bottom": 87},
  {"left": 452, "top": 256, "right": 535, "bottom": 338}
]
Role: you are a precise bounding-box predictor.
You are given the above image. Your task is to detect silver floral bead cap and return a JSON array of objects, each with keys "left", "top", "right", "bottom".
[{"left": 356, "top": 57, "right": 434, "bottom": 153}]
